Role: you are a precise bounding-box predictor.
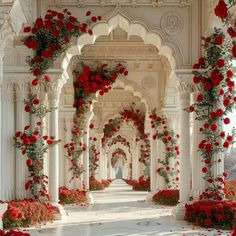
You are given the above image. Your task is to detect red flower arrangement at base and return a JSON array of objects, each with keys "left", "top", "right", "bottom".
[
  {"left": 59, "top": 186, "right": 87, "bottom": 205},
  {"left": 2, "top": 199, "right": 59, "bottom": 229},
  {"left": 0, "top": 229, "right": 30, "bottom": 236},
  {"left": 152, "top": 189, "right": 179, "bottom": 206},
  {"left": 89, "top": 176, "right": 105, "bottom": 191},
  {"left": 124, "top": 176, "right": 150, "bottom": 191},
  {"left": 185, "top": 200, "right": 236, "bottom": 229}
]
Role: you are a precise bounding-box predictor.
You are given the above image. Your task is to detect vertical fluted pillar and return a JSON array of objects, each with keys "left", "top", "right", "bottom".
[
  {"left": 191, "top": 91, "right": 205, "bottom": 199},
  {"left": 64, "top": 116, "right": 73, "bottom": 189},
  {"left": 48, "top": 89, "right": 60, "bottom": 203},
  {"left": 15, "top": 81, "right": 30, "bottom": 199},
  {"left": 83, "top": 111, "right": 94, "bottom": 203},
  {"left": 150, "top": 137, "right": 158, "bottom": 193},
  {"left": 178, "top": 91, "right": 191, "bottom": 202},
  {"left": 1, "top": 82, "right": 15, "bottom": 200}
]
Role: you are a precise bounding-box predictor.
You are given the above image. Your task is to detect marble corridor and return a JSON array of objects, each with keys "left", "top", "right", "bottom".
[{"left": 29, "top": 180, "right": 230, "bottom": 236}]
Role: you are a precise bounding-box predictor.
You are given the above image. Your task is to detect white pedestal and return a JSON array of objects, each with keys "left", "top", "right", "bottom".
[
  {"left": 0, "top": 203, "right": 8, "bottom": 229},
  {"left": 86, "top": 192, "right": 94, "bottom": 204},
  {"left": 145, "top": 192, "right": 154, "bottom": 202}
]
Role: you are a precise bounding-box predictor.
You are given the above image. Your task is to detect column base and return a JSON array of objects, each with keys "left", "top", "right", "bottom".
[
  {"left": 145, "top": 191, "right": 154, "bottom": 202},
  {"left": 50, "top": 202, "right": 67, "bottom": 220},
  {"left": 172, "top": 202, "right": 189, "bottom": 220},
  {"left": 0, "top": 203, "right": 8, "bottom": 229},
  {"left": 86, "top": 191, "right": 94, "bottom": 204}
]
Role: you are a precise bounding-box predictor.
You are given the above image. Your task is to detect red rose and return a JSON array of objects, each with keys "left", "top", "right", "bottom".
[
  {"left": 91, "top": 16, "right": 97, "bottom": 22},
  {"left": 198, "top": 57, "right": 205, "bottom": 65},
  {"left": 202, "top": 167, "right": 208, "bottom": 173},
  {"left": 98, "top": 16, "right": 102, "bottom": 21},
  {"left": 25, "top": 104, "right": 31, "bottom": 112},
  {"left": 51, "top": 29, "right": 59, "bottom": 37},
  {"left": 86, "top": 11, "right": 91, "bottom": 16},
  {"left": 220, "top": 131, "right": 225, "bottom": 138},
  {"left": 124, "top": 71, "right": 128, "bottom": 76},
  {"left": 152, "top": 134, "right": 157, "bottom": 140},
  {"left": 32, "top": 68, "right": 41, "bottom": 76},
  {"left": 35, "top": 18, "right": 43, "bottom": 28},
  {"left": 196, "top": 93, "right": 203, "bottom": 102},
  {"left": 23, "top": 26, "right": 31, "bottom": 32},
  {"left": 57, "top": 12, "right": 64, "bottom": 19},
  {"left": 216, "top": 58, "right": 225, "bottom": 67},
  {"left": 56, "top": 20, "right": 63, "bottom": 28},
  {"left": 188, "top": 106, "right": 194, "bottom": 112},
  {"left": 223, "top": 141, "right": 229, "bottom": 148},
  {"left": 210, "top": 124, "right": 217, "bottom": 131},
  {"left": 205, "top": 143, "right": 211, "bottom": 153},
  {"left": 44, "top": 20, "right": 52, "bottom": 29},
  {"left": 47, "top": 139, "right": 54, "bottom": 145},
  {"left": 24, "top": 38, "right": 37, "bottom": 49},
  {"left": 89, "top": 123, "right": 94, "bottom": 129},
  {"left": 214, "top": 0, "right": 228, "bottom": 19},
  {"left": 43, "top": 135, "right": 48, "bottom": 140},
  {"left": 44, "top": 74, "right": 50, "bottom": 82},
  {"left": 227, "top": 135, "right": 232, "bottom": 142},
  {"left": 205, "top": 158, "right": 211, "bottom": 164},
  {"left": 31, "top": 78, "right": 38, "bottom": 86},
  {"left": 232, "top": 44, "right": 236, "bottom": 57},
  {"left": 216, "top": 108, "right": 223, "bottom": 116},
  {"left": 210, "top": 112, "right": 216, "bottom": 119},
  {"left": 223, "top": 97, "right": 230, "bottom": 106},
  {"left": 33, "top": 98, "right": 40, "bottom": 105},
  {"left": 88, "top": 29, "right": 93, "bottom": 35},
  {"left": 223, "top": 117, "right": 230, "bottom": 124},
  {"left": 26, "top": 159, "right": 32, "bottom": 166},
  {"left": 30, "top": 135, "right": 37, "bottom": 143},
  {"left": 223, "top": 172, "right": 228, "bottom": 177},
  {"left": 33, "top": 130, "right": 39, "bottom": 136},
  {"left": 227, "top": 27, "right": 236, "bottom": 38},
  {"left": 193, "top": 63, "right": 200, "bottom": 69},
  {"left": 215, "top": 35, "right": 223, "bottom": 45},
  {"left": 15, "top": 131, "right": 21, "bottom": 137},
  {"left": 42, "top": 49, "right": 52, "bottom": 58},
  {"left": 218, "top": 88, "right": 224, "bottom": 95},
  {"left": 25, "top": 182, "right": 30, "bottom": 190},
  {"left": 66, "top": 22, "right": 74, "bottom": 30}
]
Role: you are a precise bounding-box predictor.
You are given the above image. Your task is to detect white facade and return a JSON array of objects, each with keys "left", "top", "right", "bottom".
[{"left": 0, "top": 0, "right": 222, "bottom": 220}]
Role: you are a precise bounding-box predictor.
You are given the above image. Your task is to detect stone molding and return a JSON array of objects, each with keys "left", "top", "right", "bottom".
[{"left": 49, "top": 0, "right": 190, "bottom": 8}]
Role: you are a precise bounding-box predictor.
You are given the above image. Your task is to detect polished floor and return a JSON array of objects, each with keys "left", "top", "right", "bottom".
[{"left": 29, "top": 180, "right": 230, "bottom": 236}]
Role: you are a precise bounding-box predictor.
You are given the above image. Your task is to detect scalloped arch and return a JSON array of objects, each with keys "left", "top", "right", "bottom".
[
  {"left": 61, "top": 13, "right": 178, "bottom": 99},
  {"left": 107, "top": 143, "right": 131, "bottom": 163}
]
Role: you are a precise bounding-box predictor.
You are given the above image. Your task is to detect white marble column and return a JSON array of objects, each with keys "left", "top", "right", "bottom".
[
  {"left": 64, "top": 116, "right": 73, "bottom": 189},
  {"left": 97, "top": 135, "right": 103, "bottom": 181},
  {"left": 48, "top": 89, "right": 60, "bottom": 203},
  {"left": 15, "top": 81, "right": 30, "bottom": 199},
  {"left": 191, "top": 91, "right": 205, "bottom": 199},
  {"left": 83, "top": 111, "right": 94, "bottom": 203},
  {"left": 150, "top": 137, "right": 158, "bottom": 193},
  {"left": 174, "top": 90, "right": 191, "bottom": 219},
  {"left": 1, "top": 82, "right": 15, "bottom": 200},
  {"left": 103, "top": 153, "right": 108, "bottom": 180}
]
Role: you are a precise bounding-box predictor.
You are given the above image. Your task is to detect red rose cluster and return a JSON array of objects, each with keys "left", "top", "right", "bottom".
[
  {"left": 24, "top": 9, "right": 101, "bottom": 78},
  {"left": 73, "top": 63, "right": 128, "bottom": 109},
  {"left": 152, "top": 189, "right": 179, "bottom": 205},
  {"left": 149, "top": 111, "right": 180, "bottom": 187},
  {"left": 14, "top": 122, "right": 60, "bottom": 200}
]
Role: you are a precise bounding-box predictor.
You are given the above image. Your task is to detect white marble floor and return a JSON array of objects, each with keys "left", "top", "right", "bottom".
[{"left": 28, "top": 180, "right": 231, "bottom": 236}]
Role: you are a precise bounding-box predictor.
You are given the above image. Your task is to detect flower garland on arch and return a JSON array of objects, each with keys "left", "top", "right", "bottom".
[
  {"left": 149, "top": 110, "right": 180, "bottom": 188},
  {"left": 187, "top": 0, "right": 236, "bottom": 200},
  {"left": 68, "top": 63, "right": 127, "bottom": 180},
  {"left": 89, "top": 137, "right": 99, "bottom": 177},
  {"left": 101, "top": 104, "right": 151, "bottom": 178},
  {"left": 16, "top": 8, "right": 101, "bottom": 200}
]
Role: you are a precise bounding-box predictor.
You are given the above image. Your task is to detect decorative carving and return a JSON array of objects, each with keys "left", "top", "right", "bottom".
[
  {"left": 49, "top": 0, "right": 190, "bottom": 7},
  {"left": 161, "top": 12, "right": 183, "bottom": 36}
]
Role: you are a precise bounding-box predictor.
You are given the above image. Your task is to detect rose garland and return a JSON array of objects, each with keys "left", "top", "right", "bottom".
[
  {"left": 101, "top": 105, "right": 151, "bottom": 178},
  {"left": 149, "top": 111, "right": 180, "bottom": 188},
  {"left": 19, "top": 9, "right": 101, "bottom": 200},
  {"left": 189, "top": 27, "right": 236, "bottom": 200},
  {"left": 64, "top": 125, "right": 85, "bottom": 182},
  {"left": 89, "top": 137, "right": 99, "bottom": 177},
  {"left": 68, "top": 63, "right": 127, "bottom": 181}
]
